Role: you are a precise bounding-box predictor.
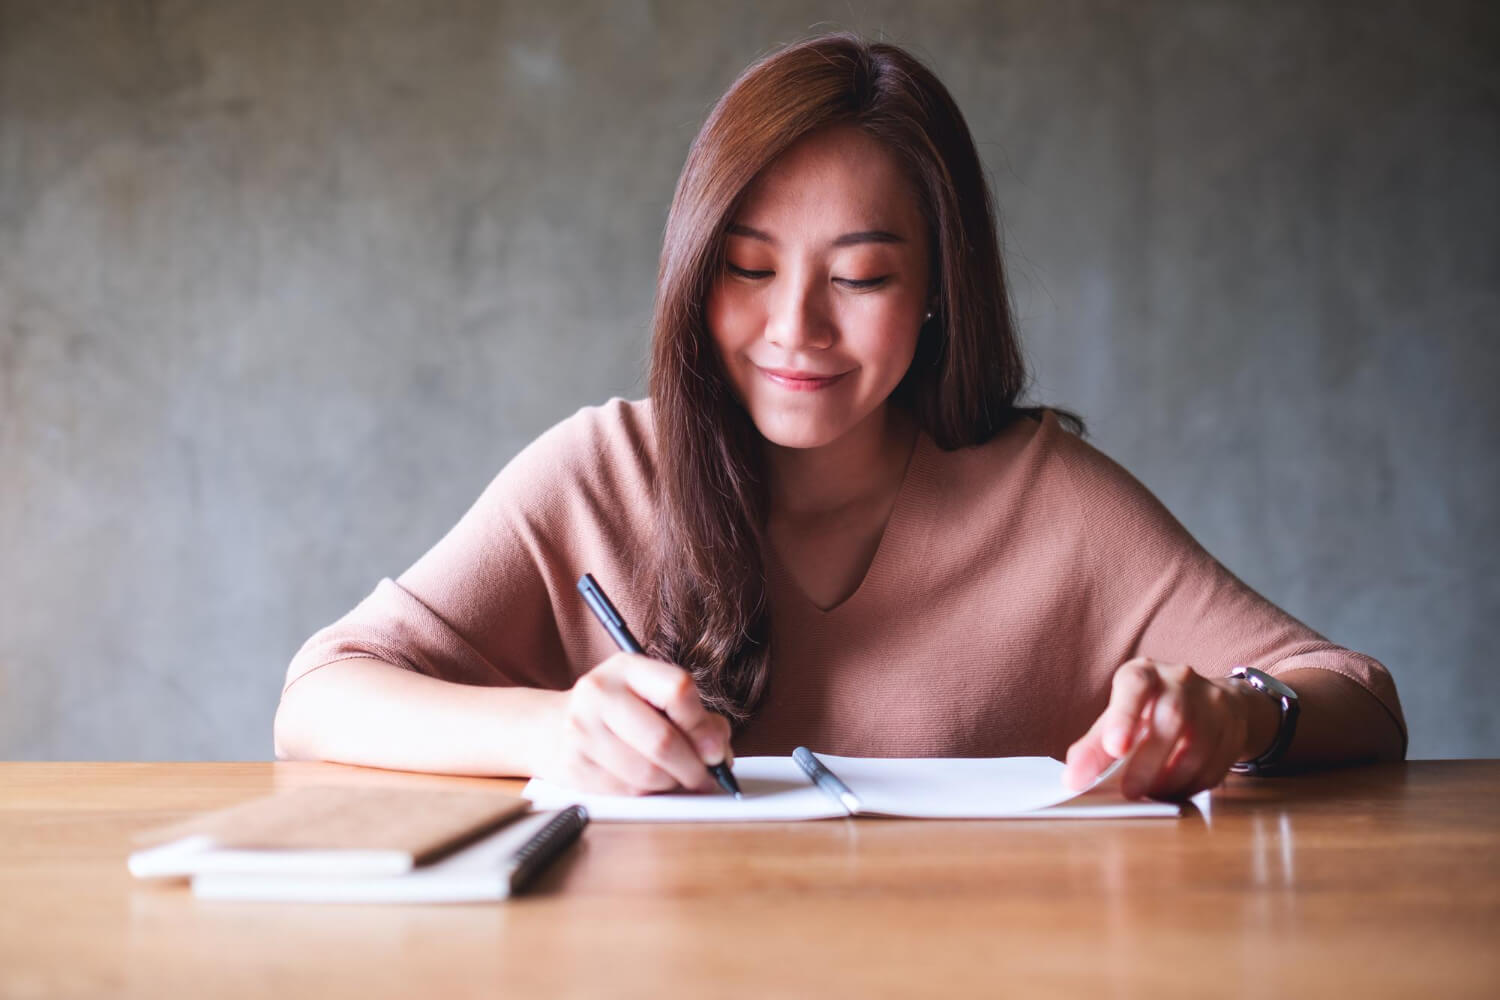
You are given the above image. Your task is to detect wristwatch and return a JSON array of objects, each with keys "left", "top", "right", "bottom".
[{"left": 1228, "top": 666, "right": 1300, "bottom": 775}]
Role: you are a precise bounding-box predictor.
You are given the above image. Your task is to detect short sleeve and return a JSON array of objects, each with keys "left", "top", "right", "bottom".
[
  {"left": 282, "top": 398, "right": 658, "bottom": 697},
  {"left": 1052, "top": 424, "right": 1408, "bottom": 754}
]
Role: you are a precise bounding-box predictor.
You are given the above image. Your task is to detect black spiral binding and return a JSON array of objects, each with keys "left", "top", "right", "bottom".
[{"left": 509, "top": 805, "right": 588, "bottom": 894}]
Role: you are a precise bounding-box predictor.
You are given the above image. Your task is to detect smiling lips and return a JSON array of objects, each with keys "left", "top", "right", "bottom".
[{"left": 758, "top": 366, "right": 850, "bottom": 391}]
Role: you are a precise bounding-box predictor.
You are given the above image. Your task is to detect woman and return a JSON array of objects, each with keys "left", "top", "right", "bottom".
[{"left": 274, "top": 34, "right": 1405, "bottom": 801}]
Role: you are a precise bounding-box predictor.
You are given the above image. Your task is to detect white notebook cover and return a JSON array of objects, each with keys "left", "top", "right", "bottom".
[{"left": 186, "top": 810, "right": 576, "bottom": 903}]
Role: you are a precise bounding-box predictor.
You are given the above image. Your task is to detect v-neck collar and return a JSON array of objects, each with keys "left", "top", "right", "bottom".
[{"left": 765, "top": 428, "right": 936, "bottom": 619}]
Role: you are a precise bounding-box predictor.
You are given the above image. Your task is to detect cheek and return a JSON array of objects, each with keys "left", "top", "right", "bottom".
[
  {"left": 705, "top": 283, "right": 769, "bottom": 376},
  {"left": 840, "top": 301, "right": 922, "bottom": 373}
]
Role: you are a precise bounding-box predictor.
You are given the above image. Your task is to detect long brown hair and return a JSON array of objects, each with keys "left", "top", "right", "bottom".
[{"left": 644, "top": 33, "right": 1065, "bottom": 724}]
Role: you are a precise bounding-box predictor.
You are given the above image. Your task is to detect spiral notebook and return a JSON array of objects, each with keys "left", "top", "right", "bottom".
[{"left": 524, "top": 747, "right": 1207, "bottom": 821}]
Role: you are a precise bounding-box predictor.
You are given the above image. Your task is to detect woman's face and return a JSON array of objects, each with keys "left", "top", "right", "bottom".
[{"left": 706, "top": 126, "right": 932, "bottom": 452}]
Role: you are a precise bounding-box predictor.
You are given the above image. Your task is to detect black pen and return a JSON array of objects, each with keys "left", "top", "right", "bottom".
[{"left": 576, "top": 573, "right": 743, "bottom": 799}]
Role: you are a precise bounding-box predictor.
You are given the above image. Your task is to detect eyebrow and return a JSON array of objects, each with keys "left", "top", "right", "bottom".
[{"left": 726, "top": 223, "right": 906, "bottom": 248}]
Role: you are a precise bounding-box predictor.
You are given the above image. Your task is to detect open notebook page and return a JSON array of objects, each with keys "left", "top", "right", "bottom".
[
  {"left": 525, "top": 756, "right": 844, "bottom": 821},
  {"left": 523, "top": 752, "right": 1201, "bottom": 822}
]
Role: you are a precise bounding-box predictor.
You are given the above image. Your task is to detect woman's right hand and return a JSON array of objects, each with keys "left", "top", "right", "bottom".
[{"left": 538, "top": 652, "right": 734, "bottom": 795}]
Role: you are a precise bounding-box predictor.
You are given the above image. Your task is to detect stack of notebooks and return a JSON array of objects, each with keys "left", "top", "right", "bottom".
[{"left": 128, "top": 786, "right": 587, "bottom": 903}]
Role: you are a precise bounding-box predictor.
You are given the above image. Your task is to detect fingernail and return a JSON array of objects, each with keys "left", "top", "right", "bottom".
[{"left": 698, "top": 737, "right": 723, "bottom": 766}]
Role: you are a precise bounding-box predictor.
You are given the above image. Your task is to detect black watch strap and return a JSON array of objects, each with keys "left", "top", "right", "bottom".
[{"left": 1228, "top": 666, "right": 1300, "bottom": 775}]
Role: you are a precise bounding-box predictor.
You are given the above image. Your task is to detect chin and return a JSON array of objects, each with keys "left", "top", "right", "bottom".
[{"left": 744, "top": 406, "right": 854, "bottom": 451}]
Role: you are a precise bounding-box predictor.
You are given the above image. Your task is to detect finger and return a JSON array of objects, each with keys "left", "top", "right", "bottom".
[
  {"left": 1151, "top": 691, "right": 1238, "bottom": 800},
  {"left": 1064, "top": 660, "right": 1168, "bottom": 790},
  {"left": 1063, "top": 714, "right": 1119, "bottom": 790},
  {"left": 1148, "top": 732, "right": 1207, "bottom": 801},
  {"left": 682, "top": 712, "right": 734, "bottom": 770},
  {"left": 599, "top": 688, "right": 716, "bottom": 792},
  {"left": 565, "top": 699, "right": 677, "bottom": 793},
  {"left": 1100, "top": 659, "right": 1165, "bottom": 758},
  {"left": 617, "top": 656, "right": 719, "bottom": 752},
  {"left": 1184, "top": 718, "right": 1243, "bottom": 796},
  {"left": 1120, "top": 687, "right": 1187, "bottom": 799},
  {"left": 588, "top": 714, "right": 682, "bottom": 794},
  {"left": 1151, "top": 721, "right": 1233, "bottom": 802}
]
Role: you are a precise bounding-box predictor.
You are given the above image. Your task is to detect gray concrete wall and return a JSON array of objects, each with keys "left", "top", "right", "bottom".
[{"left": 2, "top": 1, "right": 1495, "bottom": 760}]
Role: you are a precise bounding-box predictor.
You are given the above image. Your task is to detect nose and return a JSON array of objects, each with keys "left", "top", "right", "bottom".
[{"left": 764, "top": 273, "right": 833, "bottom": 352}]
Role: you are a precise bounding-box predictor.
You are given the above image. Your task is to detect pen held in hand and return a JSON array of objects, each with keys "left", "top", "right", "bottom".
[{"left": 576, "top": 573, "right": 743, "bottom": 799}]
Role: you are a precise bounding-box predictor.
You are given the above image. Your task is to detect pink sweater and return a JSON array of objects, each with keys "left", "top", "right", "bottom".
[{"left": 284, "top": 398, "right": 1405, "bottom": 759}]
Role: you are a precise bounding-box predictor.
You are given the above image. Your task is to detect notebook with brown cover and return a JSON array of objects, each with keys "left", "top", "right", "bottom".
[{"left": 129, "top": 786, "right": 532, "bottom": 878}]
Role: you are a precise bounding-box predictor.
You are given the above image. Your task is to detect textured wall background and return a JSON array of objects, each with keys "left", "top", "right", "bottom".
[{"left": 2, "top": 1, "right": 1495, "bottom": 760}]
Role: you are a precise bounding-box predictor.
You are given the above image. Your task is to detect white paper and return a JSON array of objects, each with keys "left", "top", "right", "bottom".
[
  {"left": 522, "top": 752, "right": 1196, "bottom": 822},
  {"left": 524, "top": 756, "right": 845, "bottom": 822}
]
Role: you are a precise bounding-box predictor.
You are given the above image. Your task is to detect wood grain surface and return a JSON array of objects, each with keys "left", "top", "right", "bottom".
[{"left": 2, "top": 760, "right": 1496, "bottom": 999}]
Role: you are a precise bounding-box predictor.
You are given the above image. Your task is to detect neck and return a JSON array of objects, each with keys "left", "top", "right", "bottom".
[{"left": 763, "top": 404, "right": 918, "bottom": 520}]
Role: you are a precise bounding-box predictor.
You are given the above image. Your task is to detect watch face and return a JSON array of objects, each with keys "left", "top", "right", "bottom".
[{"left": 1239, "top": 667, "right": 1298, "bottom": 703}]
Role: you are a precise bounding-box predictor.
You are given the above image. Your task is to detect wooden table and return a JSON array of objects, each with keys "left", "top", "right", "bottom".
[{"left": 1, "top": 761, "right": 1496, "bottom": 999}]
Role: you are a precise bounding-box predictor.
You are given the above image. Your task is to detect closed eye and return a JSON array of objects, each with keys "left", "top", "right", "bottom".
[
  {"left": 835, "top": 276, "right": 890, "bottom": 290},
  {"left": 728, "top": 264, "right": 890, "bottom": 291}
]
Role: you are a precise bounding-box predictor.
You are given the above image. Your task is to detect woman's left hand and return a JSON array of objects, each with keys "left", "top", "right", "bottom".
[{"left": 1063, "top": 657, "right": 1275, "bottom": 800}]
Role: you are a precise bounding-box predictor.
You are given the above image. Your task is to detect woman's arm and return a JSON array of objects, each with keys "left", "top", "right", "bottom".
[
  {"left": 274, "top": 653, "right": 733, "bottom": 791},
  {"left": 1063, "top": 659, "right": 1405, "bottom": 799},
  {"left": 1270, "top": 665, "right": 1404, "bottom": 766},
  {"left": 274, "top": 402, "right": 699, "bottom": 782},
  {"left": 1045, "top": 420, "right": 1408, "bottom": 797},
  {"left": 273, "top": 658, "right": 564, "bottom": 776}
]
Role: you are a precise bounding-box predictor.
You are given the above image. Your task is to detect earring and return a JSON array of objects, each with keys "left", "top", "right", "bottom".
[{"left": 924, "top": 310, "right": 934, "bottom": 322}]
